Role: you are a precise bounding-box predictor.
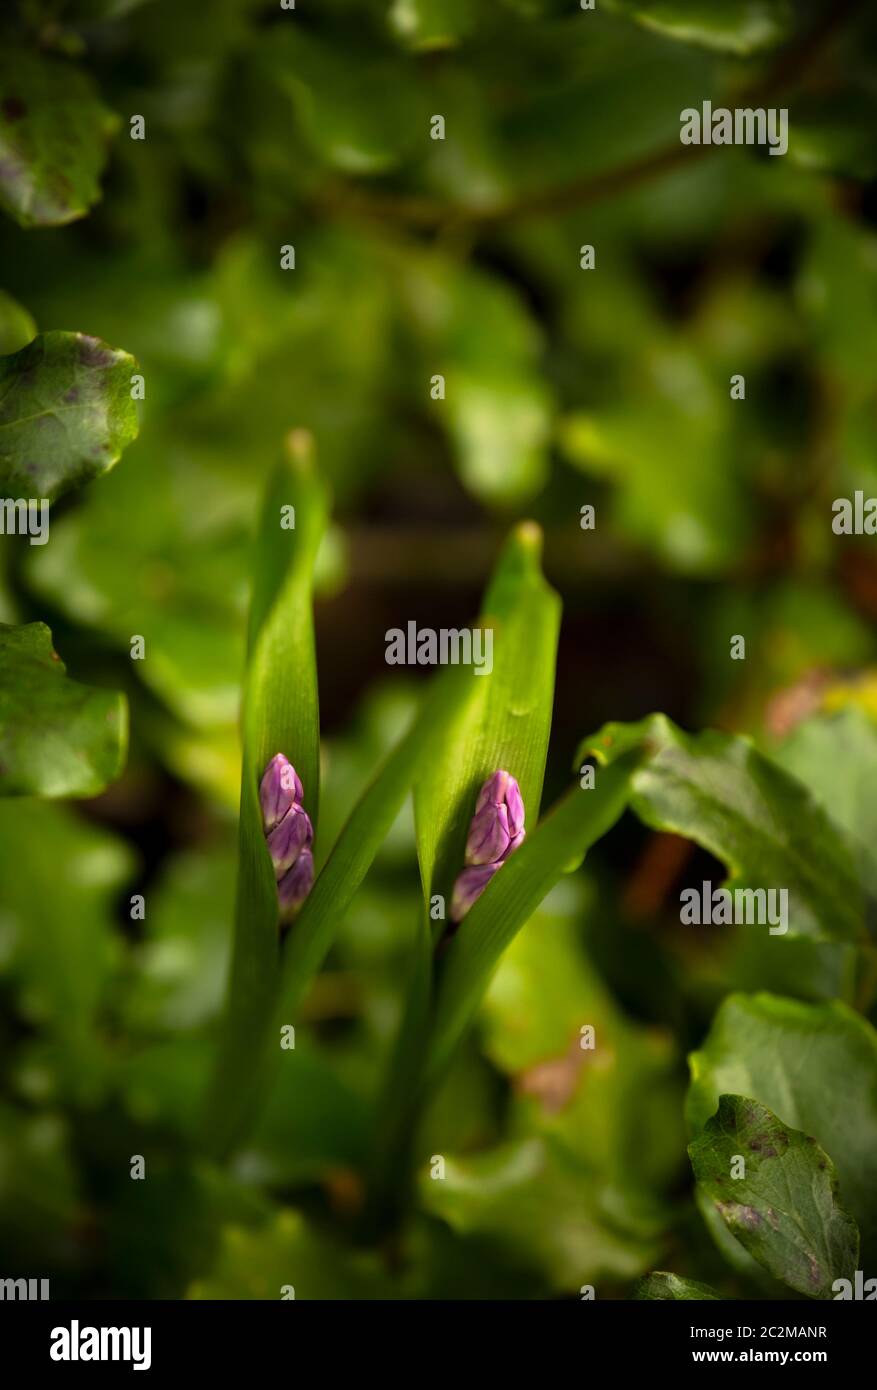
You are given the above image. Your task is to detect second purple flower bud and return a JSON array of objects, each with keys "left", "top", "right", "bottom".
[{"left": 266, "top": 802, "right": 313, "bottom": 879}]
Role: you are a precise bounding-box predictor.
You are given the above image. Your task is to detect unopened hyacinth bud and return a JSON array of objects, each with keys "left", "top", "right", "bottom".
[
  {"left": 450, "top": 862, "right": 499, "bottom": 923},
  {"left": 466, "top": 769, "right": 526, "bottom": 865},
  {"left": 267, "top": 802, "right": 313, "bottom": 879},
  {"left": 278, "top": 846, "right": 314, "bottom": 917},
  {"left": 260, "top": 753, "right": 304, "bottom": 832},
  {"left": 260, "top": 753, "right": 313, "bottom": 923},
  {"left": 450, "top": 770, "right": 525, "bottom": 923}
]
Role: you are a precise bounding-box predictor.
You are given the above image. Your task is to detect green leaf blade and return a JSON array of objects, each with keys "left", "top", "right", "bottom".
[
  {"left": 0, "top": 332, "right": 140, "bottom": 501},
  {"left": 244, "top": 434, "right": 327, "bottom": 820},
  {"left": 415, "top": 521, "right": 561, "bottom": 914},
  {"left": 0, "top": 50, "right": 117, "bottom": 228},
  {"left": 689, "top": 1094, "right": 859, "bottom": 1299},
  {"left": 688, "top": 993, "right": 877, "bottom": 1265},
  {"left": 203, "top": 435, "right": 327, "bottom": 1156},
  {"left": 580, "top": 714, "right": 865, "bottom": 944},
  {"left": 0, "top": 621, "right": 127, "bottom": 798}
]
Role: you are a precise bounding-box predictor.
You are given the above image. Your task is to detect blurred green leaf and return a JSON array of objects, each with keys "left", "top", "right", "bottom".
[
  {"left": 188, "top": 1209, "right": 392, "bottom": 1299},
  {"left": 0, "top": 800, "right": 133, "bottom": 1096},
  {"left": 418, "top": 265, "right": 554, "bottom": 505},
  {"left": 419, "top": 1137, "right": 659, "bottom": 1291},
  {"left": 606, "top": 0, "right": 792, "bottom": 55},
  {"left": 690, "top": 1094, "right": 858, "bottom": 1298},
  {"left": 0, "top": 622, "right": 127, "bottom": 798},
  {"left": 771, "top": 708, "right": 877, "bottom": 899},
  {"left": 688, "top": 994, "right": 877, "bottom": 1263},
  {"left": 799, "top": 217, "right": 877, "bottom": 391},
  {"left": 240, "top": 1041, "right": 371, "bottom": 1186},
  {"left": 121, "top": 1037, "right": 213, "bottom": 1136},
  {"left": 449, "top": 373, "right": 552, "bottom": 506},
  {"left": 389, "top": 0, "right": 478, "bottom": 51},
  {"left": 0, "top": 332, "right": 139, "bottom": 501},
  {"left": 0, "top": 1103, "right": 79, "bottom": 1266},
  {"left": 25, "top": 438, "right": 249, "bottom": 727},
  {"left": 635, "top": 1271, "right": 722, "bottom": 1299},
  {"left": 265, "top": 28, "right": 428, "bottom": 175},
  {"left": 0, "top": 288, "right": 36, "bottom": 355},
  {"left": 0, "top": 49, "right": 117, "bottom": 227},
  {"left": 315, "top": 682, "right": 422, "bottom": 872},
  {"left": 100, "top": 1154, "right": 268, "bottom": 1299},
  {"left": 559, "top": 342, "right": 747, "bottom": 573},
  {"left": 581, "top": 715, "right": 865, "bottom": 944},
  {"left": 790, "top": 92, "right": 877, "bottom": 180},
  {"left": 481, "top": 885, "right": 683, "bottom": 1192},
  {"left": 125, "top": 841, "right": 234, "bottom": 1034}
]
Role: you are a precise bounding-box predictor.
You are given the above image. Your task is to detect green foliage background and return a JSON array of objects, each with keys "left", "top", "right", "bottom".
[{"left": 0, "top": 0, "right": 876, "bottom": 1299}]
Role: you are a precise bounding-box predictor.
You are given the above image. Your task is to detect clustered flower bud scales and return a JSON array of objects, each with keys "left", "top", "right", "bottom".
[{"left": 259, "top": 753, "right": 314, "bottom": 922}]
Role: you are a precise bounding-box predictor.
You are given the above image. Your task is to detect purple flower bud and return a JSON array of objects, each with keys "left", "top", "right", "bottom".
[
  {"left": 465, "top": 800, "right": 511, "bottom": 865},
  {"left": 260, "top": 753, "right": 304, "bottom": 832},
  {"left": 467, "top": 770, "right": 524, "bottom": 863},
  {"left": 450, "top": 862, "right": 499, "bottom": 923},
  {"left": 502, "top": 827, "right": 525, "bottom": 860},
  {"left": 278, "top": 847, "right": 314, "bottom": 921},
  {"left": 476, "top": 769, "right": 511, "bottom": 812},
  {"left": 448, "top": 769, "right": 526, "bottom": 925},
  {"left": 266, "top": 803, "right": 313, "bottom": 880}
]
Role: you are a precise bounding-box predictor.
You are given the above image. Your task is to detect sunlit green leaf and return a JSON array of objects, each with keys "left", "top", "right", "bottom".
[
  {"left": 771, "top": 707, "right": 877, "bottom": 898},
  {"left": 204, "top": 434, "right": 328, "bottom": 1154},
  {"left": 580, "top": 715, "right": 865, "bottom": 944},
  {"left": 415, "top": 522, "right": 560, "bottom": 917}
]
